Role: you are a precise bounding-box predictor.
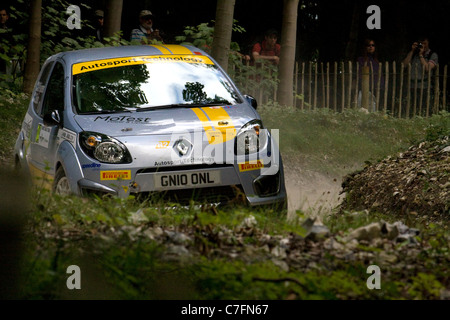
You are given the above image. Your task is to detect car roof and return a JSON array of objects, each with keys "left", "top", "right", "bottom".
[{"left": 52, "top": 44, "right": 210, "bottom": 65}]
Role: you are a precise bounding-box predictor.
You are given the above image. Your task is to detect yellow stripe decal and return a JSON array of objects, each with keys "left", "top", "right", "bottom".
[
  {"left": 161, "top": 45, "right": 193, "bottom": 55},
  {"left": 149, "top": 44, "right": 172, "bottom": 54},
  {"left": 192, "top": 107, "right": 236, "bottom": 144},
  {"left": 192, "top": 108, "right": 213, "bottom": 132},
  {"left": 72, "top": 55, "right": 213, "bottom": 75}
]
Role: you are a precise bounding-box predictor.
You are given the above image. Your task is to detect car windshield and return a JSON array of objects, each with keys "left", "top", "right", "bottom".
[{"left": 72, "top": 57, "right": 241, "bottom": 114}]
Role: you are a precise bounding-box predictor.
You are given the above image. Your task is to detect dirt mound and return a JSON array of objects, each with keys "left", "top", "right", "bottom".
[{"left": 340, "top": 136, "right": 449, "bottom": 219}]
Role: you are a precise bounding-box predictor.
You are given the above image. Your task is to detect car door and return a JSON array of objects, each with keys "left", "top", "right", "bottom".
[{"left": 29, "top": 61, "right": 66, "bottom": 177}]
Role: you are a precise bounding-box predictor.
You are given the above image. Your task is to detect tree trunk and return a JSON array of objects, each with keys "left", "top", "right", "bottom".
[
  {"left": 278, "top": 0, "right": 299, "bottom": 107},
  {"left": 211, "top": 0, "right": 235, "bottom": 72},
  {"left": 104, "top": 0, "right": 123, "bottom": 38},
  {"left": 344, "top": 1, "right": 360, "bottom": 61},
  {"left": 23, "top": 0, "right": 42, "bottom": 95}
]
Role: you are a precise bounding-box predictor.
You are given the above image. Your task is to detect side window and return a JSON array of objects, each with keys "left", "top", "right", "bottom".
[
  {"left": 41, "top": 62, "right": 65, "bottom": 117},
  {"left": 32, "top": 61, "right": 54, "bottom": 114}
]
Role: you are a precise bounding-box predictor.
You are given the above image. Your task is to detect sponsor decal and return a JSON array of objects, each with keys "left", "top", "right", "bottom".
[
  {"left": 60, "top": 129, "right": 77, "bottom": 148},
  {"left": 100, "top": 170, "right": 131, "bottom": 181},
  {"left": 156, "top": 141, "right": 170, "bottom": 149},
  {"left": 154, "top": 160, "right": 174, "bottom": 166},
  {"left": 94, "top": 115, "right": 152, "bottom": 124},
  {"left": 72, "top": 54, "right": 214, "bottom": 75},
  {"left": 35, "top": 124, "right": 51, "bottom": 148},
  {"left": 154, "top": 157, "right": 214, "bottom": 167},
  {"left": 23, "top": 114, "right": 33, "bottom": 139},
  {"left": 238, "top": 160, "right": 264, "bottom": 172},
  {"left": 82, "top": 162, "right": 101, "bottom": 169}
]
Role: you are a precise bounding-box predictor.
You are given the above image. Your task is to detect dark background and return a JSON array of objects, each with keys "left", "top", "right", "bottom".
[{"left": 3, "top": 0, "right": 450, "bottom": 64}]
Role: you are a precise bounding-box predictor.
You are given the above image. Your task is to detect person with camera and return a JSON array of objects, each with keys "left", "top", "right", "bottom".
[
  {"left": 402, "top": 37, "right": 438, "bottom": 88},
  {"left": 402, "top": 37, "right": 438, "bottom": 114}
]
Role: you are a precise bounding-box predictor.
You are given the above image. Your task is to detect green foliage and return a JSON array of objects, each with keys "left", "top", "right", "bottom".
[
  {"left": 176, "top": 22, "right": 214, "bottom": 52},
  {"left": 175, "top": 20, "right": 246, "bottom": 54},
  {"left": 0, "top": 91, "right": 28, "bottom": 163},
  {"left": 424, "top": 111, "right": 450, "bottom": 141},
  {"left": 407, "top": 273, "right": 444, "bottom": 299}
]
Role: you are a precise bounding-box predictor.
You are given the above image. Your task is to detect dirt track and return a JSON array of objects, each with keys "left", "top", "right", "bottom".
[{"left": 283, "top": 155, "right": 346, "bottom": 219}]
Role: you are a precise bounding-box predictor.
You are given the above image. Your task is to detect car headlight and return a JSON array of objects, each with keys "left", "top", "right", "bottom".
[
  {"left": 235, "top": 120, "right": 266, "bottom": 155},
  {"left": 80, "top": 131, "right": 132, "bottom": 164}
]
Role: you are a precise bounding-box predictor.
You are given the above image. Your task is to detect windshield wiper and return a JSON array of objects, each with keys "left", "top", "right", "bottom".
[{"left": 136, "top": 102, "right": 230, "bottom": 112}]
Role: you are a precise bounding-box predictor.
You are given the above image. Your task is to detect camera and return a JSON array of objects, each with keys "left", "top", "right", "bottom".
[{"left": 414, "top": 42, "right": 423, "bottom": 53}]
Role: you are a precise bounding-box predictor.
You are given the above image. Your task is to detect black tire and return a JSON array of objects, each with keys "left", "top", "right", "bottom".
[{"left": 53, "top": 166, "right": 71, "bottom": 195}]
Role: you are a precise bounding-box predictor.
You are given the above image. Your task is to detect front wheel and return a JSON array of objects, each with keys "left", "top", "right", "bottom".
[{"left": 53, "top": 166, "right": 71, "bottom": 195}]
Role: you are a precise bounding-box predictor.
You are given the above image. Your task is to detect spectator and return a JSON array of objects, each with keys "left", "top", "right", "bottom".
[
  {"left": 0, "top": 7, "right": 10, "bottom": 30},
  {"left": 130, "top": 10, "right": 163, "bottom": 44},
  {"left": 402, "top": 36, "right": 438, "bottom": 90},
  {"left": 357, "top": 39, "right": 384, "bottom": 111},
  {"left": 0, "top": 7, "right": 13, "bottom": 74},
  {"left": 93, "top": 9, "right": 104, "bottom": 42},
  {"left": 251, "top": 29, "right": 281, "bottom": 66}
]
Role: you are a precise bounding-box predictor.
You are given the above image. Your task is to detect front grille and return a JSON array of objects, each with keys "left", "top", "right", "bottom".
[
  {"left": 132, "top": 185, "right": 246, "bottom": 206},
  {"left": 137, "top": 163, "right": 234, "bottom": 174}
]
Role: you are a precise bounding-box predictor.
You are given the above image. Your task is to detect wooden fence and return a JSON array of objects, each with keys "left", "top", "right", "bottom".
[{"left": 231, "top": 60, "right": 449, "bottom": 118}]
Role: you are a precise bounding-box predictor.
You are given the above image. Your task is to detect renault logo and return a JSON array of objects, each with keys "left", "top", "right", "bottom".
[{"left": 174, "top": 139, "right": 191, "bottom": 156}]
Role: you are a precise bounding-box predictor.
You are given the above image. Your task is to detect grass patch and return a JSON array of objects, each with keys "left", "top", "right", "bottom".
[{"left": 259, "top": 104, "right": 449, "bottom": 176}]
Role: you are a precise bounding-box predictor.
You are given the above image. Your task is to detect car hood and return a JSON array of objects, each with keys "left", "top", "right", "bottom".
[{"left": 73, "top": 105, "right": 258, "bottom": 137}]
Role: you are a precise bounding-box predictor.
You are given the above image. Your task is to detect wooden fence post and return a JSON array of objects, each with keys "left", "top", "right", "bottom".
[
  {"left": 426, "top": 68, "right": 432, "bottom": 117},
  {"left": 433, "top": 64, "right": 440, "bottom": 114},
  {"left": 398, "top": 63, "right": 404, "bottom": 118},
  {"left": 301, "top": 62, "right": 305, "bottom": 110},
  {"left": 314, "top": 62, "right": 318, "bottom": 109},
  {"left": 361, "top": 63, "right": 370, "bottom": 110},
  {"left": 294, "top": 61, "right": 299, "bottom": 108},
  {"left": 406, "top": 64, "right": 411, "bottom": 118},
  {"left": 419, "top": 67, "right": 425, "bottom": 115},
  {"left": 326, "top": 62, "right": 330, "bottom": 109},
  {"left": 383, "top": 62, "right": 389, "bottom": 114},
  {"left": 321, "top": 62, "right": 325, "bottom": 109},
  {"left": 413, "top": 64, "right": 418, "bottom": 117},
  {"left": 341, "top": 61, "right": 345, "bottom": 111},
  {"left": 376, "top": 62, "right": 382, "bottom": 112},
  {"left": 354, "top": 62, "right": 359, "bottom": 108},
  {"left": 334, "top": 62, "right": 337, "bottom": 112},
  {"left": 308, "top": 62, "right": 312, "bottom": 110},
  {"left": 391, "top": 61, "right": 397, "bottom": 116},
  {"left": 443, "top": 65, "right": 448, "bottom": 111}
]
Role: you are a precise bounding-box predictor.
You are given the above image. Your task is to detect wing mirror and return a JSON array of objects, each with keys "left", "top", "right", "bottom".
[
  {"left": 244, "top": 95, "right": 258, "bottom": 110},
  {"left": 43, "top": 110, "right": 62, "bottom": 127}
]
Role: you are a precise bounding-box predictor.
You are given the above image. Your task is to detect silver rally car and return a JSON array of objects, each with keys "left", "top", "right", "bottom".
[{"left": 15, "top": 44, "right": 287, "bottom": 208}]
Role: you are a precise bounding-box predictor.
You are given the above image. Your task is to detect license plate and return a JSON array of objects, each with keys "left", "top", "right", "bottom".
[{"left": 154, "top": 170, "right": 221, "bottom": 190}]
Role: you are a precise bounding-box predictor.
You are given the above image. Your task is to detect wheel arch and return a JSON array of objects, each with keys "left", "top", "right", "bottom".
[{"left": 55, "top": 140, "right": 84, "bottom": 196}]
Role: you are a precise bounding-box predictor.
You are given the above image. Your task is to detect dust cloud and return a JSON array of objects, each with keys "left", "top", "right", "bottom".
[{"left": 283, "top": 158, "right": 345, "bottom": 220}]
